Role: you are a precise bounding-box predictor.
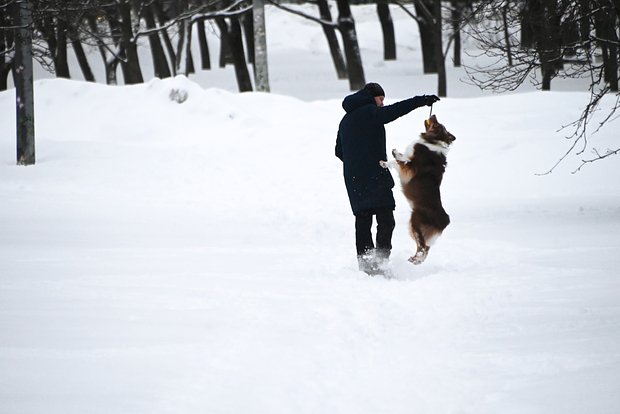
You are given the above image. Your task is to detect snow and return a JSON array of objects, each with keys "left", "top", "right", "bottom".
[{"left": 1, "top": 5, "right": 620, "bottom": 414}]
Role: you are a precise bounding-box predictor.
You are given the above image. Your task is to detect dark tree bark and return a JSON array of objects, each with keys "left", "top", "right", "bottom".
[
  {"left": 196, "top": 19, "right": 211, "bottom": 70},
  {"left": 528, "top": 0, "right": 562, "bottom": 90},
  {"left": 451, "top": 1, "right": 464, "bottom": 67},
  {"left": 431, "top": 0, "right": 447, "bottom": 97},
  {"left": 501, "top": 1, "right": 512, "bottom": 67},
  {"left": 242, "top": 13, "right": 254, "bottom": 65},
  {"left": 51, "top": 17, "right": 70, "bottom": 78},
  {"left": 118, "top": 0, "right": 143, "bottom": 84},
  {"left": 336, "top": 0, "right": 365, "bottom": 90},
  {"left": 185, "top": 19, "right": 196, "bottom": 74},
  {"left": 414, "top": 0, "right": 437, "bottom": 73},
  {"left": 520, "top": 2, "right": 534, "bottom": 49},
  {"left": 316, "top": 0, "right": 347, "bottom": 79},
  {"left": 229, "top": 17, "right": 252, "bottom": 91},
  {"left": 172, "top": 0, "right": 196, "bottom": 75},
  {"left": 152, "top": 1, "right": 177, "bottom": 74},
  {"left": 594, "top": 1, "right": 618, "bottom": 91},
  {"left": 69, "top": 28, "right": 95, "bottom": 82},
  {"left": 217, "top": 18, "right": 234, "bottom": 68},
  {"left": 578, "top": 0, "right": 591, "bottom": 50},
  {"left": 12, "top": 0, "right": 35, "bottom": 165},
  {"left": 0, "top": 8, "right": 14, "bottom": 91},
  {"left": 377, "top": 0, "right": 396, "bottom": 60},
  {"left": 142, "top": 5, "right": 172, "bottom": 79},
  {"left": 216, "top": 17, "right": 253, "bottom": 92},
  {"left": 87, "top": 14, "right": 118, "bottom": 85}
]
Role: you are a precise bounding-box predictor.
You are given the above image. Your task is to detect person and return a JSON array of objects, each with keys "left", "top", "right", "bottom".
[{"left": 335, "top": 82, "right": 439, "bottom": 275}]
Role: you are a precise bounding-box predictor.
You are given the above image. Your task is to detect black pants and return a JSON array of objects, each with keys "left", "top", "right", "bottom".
[{"left": 354, "top": 207, "right": 395, "bottom": 256}]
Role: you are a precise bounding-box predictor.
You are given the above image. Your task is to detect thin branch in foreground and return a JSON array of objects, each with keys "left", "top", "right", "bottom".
[{"left": 573, "top": 147, "right": 620, "bottom": 173}]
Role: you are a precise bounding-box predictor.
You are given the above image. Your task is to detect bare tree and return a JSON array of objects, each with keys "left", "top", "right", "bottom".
[
  {"left": 267, "top": 0, "right": 365, "bottom": 90},
  {"left": 253, "top": 0, "right": 269, "bottom": 91},
  {"left": 12, "top": 0, "right": 35, "bottom": 165},
  {"left": 316, "top": 0, "right": 347, "bottom": 79},
  {"left": 391, "top": 0, "right": 447, "bottom": 96},
  {"left": 464, "top": 0, "right": 620, "bottom": 172},
  {"left": 0, "top": 4, "right": 15, "bottom": 91},
  {"left": 377, "top": 0, "right": 396, "bottom": 60}
]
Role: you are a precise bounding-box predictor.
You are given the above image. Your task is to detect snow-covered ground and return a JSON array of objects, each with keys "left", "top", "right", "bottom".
[{"left": 1, "top": 5, "right": 620, "bottom": 414}]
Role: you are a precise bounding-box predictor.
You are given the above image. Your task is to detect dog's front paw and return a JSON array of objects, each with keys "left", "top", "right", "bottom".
[
  {"left": 379, "top": 160, "right": 389, "bottom": 169},
  {"left": 392, "top": 149, "right": 406, "bottom": 162}
]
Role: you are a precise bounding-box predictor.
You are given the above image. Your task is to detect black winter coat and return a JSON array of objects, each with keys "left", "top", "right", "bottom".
[{"left": 335, "top": 91, "right": 427, "bottom": 214}]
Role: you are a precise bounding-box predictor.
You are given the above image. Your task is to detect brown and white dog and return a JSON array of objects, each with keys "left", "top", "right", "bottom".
[{"left": 380, "top": 115, "right": 456, "bottom": 264}]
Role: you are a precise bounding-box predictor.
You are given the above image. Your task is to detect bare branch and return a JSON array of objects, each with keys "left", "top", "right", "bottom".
[
  {"left": 573, "top": 147, "right": 620, "bottom": 173},
  {"left": 266, "top": 0, "right": 338, "bottom": 28}
]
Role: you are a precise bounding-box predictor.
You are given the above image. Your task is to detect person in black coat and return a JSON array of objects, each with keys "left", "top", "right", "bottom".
[{"left": 335, "top": 82, "right": 439, "bottom": 275}]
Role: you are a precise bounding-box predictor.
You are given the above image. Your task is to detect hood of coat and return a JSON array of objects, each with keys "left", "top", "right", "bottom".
[{"left": 342, "top": 90, "right": 376, "bottom": 113}]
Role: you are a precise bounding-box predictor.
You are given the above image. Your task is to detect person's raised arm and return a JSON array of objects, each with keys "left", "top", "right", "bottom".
[{"left": 376, "top": 95, "right": 439, "bottom": 125}]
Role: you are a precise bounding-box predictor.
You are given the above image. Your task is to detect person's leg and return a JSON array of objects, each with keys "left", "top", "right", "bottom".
[
  {"left": 355, "top": 210, "right": 374, "bottom": 256},
  {"left": 355, "top": 210, "right": 377, "bottom": 273},
  {"left": 375, "top": 207, "right": 395, "bottom": 260}
]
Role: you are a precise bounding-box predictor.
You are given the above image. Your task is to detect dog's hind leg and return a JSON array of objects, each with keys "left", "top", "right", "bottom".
[
  {"left": 410, "top": 244, "right": 430, "bottom": 265},
  {"left": 408, "top": 215, "right": 430, "bottom": 265}
]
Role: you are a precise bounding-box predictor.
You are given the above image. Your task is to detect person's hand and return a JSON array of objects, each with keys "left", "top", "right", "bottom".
[{"left": 423, "top": 94, "right": 440, "bottom": 106}]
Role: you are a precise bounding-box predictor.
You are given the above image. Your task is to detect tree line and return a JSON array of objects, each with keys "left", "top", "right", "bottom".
[
  {"left": 2, "top": 1, "right": 619, "bottom": 94},
  {"left": 1, "top": 0, "right": 619, "bottom": 168}
]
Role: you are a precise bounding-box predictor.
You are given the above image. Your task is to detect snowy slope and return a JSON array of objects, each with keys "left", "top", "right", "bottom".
[{"left": 2, "top": 4, "right": 620, "bottom": 414}]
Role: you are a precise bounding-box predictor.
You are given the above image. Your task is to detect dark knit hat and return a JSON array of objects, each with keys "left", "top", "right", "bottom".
[{"left": 363, "top": 82, "right": 385, "bottom": 97}]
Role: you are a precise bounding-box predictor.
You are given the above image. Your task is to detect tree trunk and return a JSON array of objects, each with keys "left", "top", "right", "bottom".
[
  {"left": 502, "top": 1, "right": 513, "bottom": 66},
  {"left": 229, "top": 17, "right": 253, "bottom": 92},
  {"left": 336, "top": 0, "right": 365, "bottom": 90},
  {"left": 529, "top": 0, "right": 561, "bottom": 90},
  {"left": 432, "top": 0, "right": 447, "bottom": 97},
  {"left": 12, "top": 0, "right": 35, "bottom": 165},
  {"left": 316, "top": 0, "right": 347, "bottom": 79},
  {"left": 0, "top": 65, "right": 10, "bottom": 91},
  {"left": 152, "top": 1, "right": 177, "bottom": 74},
  {"left": 118, "top": 0, "right": 143, "bottom": 84},
  {"left": 578, "top": 0, "right": 590, "bottom": 52},
  {"left": 520, "top": 2, "right": 534, "bottom": 49},
  {"left": 172, "top": 0, "right": 194, "bottom": 75},
  {"left": 106, "top": 57, "right": 121, "bottom": 85},
  {"left": 88, "top": 14, "right": 118, "bottom": 85},
  {"left": 216, "top": 18, "right": 253, "bottom": 92},
  {"left": 0, "top": 10, "right": 14, "bottom": 91},
  {"left": 143, "top": 5, "right": 172, "bottom": 79},
  {"left": 69, "top": 28, "right": 95, "bottom": 82},
  {"left": 55, "top": 18, "right": 70, "bottom": 78},
  {"left": 217, "top": 19, "right": 234, "bottom": 68},
  {"left": 415, "top": 0, "right": 437, "bottom": 73},
  {"left": 253, "top": 0, "right": 270, "bottom": 92},
  {"left": 451, "top": 0, "right": 463, "bottom": 67},
  {"left": 243, "top": 13, "right": 255, "bottom": 65},
  {"left": 377, "top": 0, "right": 396, "bottom": 60},
  {"left": 595, "top": 2, "right": 619, "bottom": 91},
  {"left": 185, "top": 20, "right": 196, "bottom": 75},
  {"left": 196, "top": 19, "right": 211, "bottom": 70}
]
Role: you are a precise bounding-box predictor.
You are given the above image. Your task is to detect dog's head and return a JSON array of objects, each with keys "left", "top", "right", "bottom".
[{"left": 422, "top": 115, "right": 456, "bottom": 146}]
